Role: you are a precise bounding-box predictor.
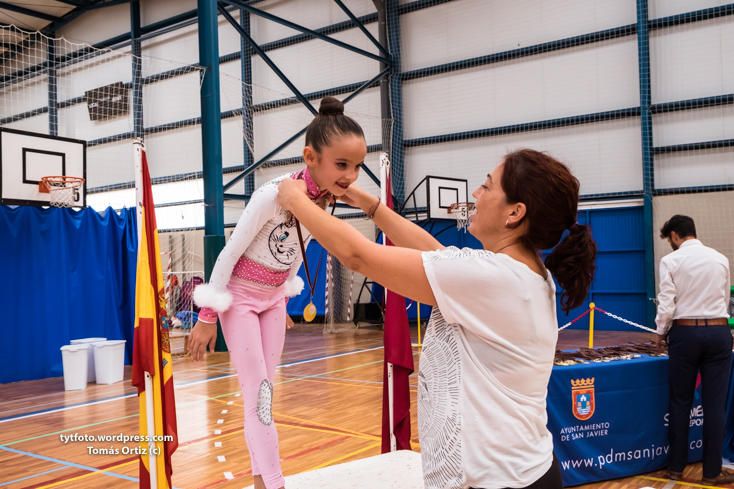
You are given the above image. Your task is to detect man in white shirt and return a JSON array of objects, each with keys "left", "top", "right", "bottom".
[{"left": 655, "top": 215, "right": 733, "bottom": 484}]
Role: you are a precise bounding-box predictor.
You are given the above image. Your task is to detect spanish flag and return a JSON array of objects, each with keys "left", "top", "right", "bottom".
[
  {"left": 379, "top": 153, "right": 414, "bottom": 453},
  {"left": 131, "top": 142, "right": 178, "bottom": 489}
]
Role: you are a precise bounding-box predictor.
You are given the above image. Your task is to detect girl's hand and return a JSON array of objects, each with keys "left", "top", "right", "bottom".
[
  {"left": 188, "top": 320, "right": 217, "bottom": 361},
  {"left": 277, "top": 179, "right": 308, "bottom": 211},
  {"left": 286, "top": 314, "right": 295, "bottom": 329}
]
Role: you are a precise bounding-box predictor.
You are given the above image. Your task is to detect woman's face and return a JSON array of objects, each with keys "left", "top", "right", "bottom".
[
  {"left": 304, "top": 134, "right": 367, "bottom": 197},
  {"left": 469, "top": 163, "right": 519, "bottom": 240}
]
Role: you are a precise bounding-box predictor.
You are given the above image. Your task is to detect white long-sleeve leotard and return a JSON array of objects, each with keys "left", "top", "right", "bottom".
[{"left": 193, "top": 171, "right": 315, "bottom": 322}]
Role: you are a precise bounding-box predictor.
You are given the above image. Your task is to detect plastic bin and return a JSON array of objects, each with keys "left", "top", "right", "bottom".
[
  {"left": 93, "top": 340, "right": 127, "bottom": 384},
  {"left": 60, "top": 344, "right": 90, "bottom": 391},
  {"left": 70, "top": 337, "right": 107, "bottom": 382}
]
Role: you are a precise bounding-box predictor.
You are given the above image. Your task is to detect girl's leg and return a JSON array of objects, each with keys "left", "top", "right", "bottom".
[
  {"left": 259, "top": 297, "right": 287, "bottom": 385},
  {"left": 219, "top": 284, "right": 285, "bottom": 489},
  {"left": 253, "top": 295, "right": 287, "bottom": 488}
]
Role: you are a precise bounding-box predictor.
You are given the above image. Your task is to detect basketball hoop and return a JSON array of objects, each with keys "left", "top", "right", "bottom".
[
  {"left": 447, "top": 202, "right": 476, "bottom": 231},
  {"left": 38, "top": 176, "right": 84, "bottom": 207}
]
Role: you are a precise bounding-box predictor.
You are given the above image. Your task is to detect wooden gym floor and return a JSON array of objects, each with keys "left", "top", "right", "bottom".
[{"left": 0, "top": 327, "right": 730, "bottom": 489}]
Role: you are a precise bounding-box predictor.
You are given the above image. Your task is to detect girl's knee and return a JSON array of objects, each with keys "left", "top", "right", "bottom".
[{"left": 256, "top": 378, "right": 273, "bottom": 425}]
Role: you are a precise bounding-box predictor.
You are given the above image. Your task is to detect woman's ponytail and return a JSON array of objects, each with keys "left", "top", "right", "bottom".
[{"left": 544, "top": 223, "right": 596, "bottom": 313}]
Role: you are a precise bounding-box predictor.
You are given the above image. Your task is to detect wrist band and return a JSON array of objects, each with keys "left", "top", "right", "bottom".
[{"left": 366, "top": 199, "right": 380, "bottom": 218}]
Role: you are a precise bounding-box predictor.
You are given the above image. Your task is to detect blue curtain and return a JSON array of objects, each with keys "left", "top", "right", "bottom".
[
  {"left": 0, "top": 206, "right": 137, "bottom": 383},
  {"left": 287, "top": 240, "right": 328, "bottom": 318}
]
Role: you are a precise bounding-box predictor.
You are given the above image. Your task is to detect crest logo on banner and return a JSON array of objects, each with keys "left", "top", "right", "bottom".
[{"left": 571, "top": 377, "right": 595, "bottom": 421}]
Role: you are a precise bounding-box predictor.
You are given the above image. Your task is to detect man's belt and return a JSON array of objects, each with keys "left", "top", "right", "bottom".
[{"left": 673, "top": 318, "right": 729, "bottom": 327}]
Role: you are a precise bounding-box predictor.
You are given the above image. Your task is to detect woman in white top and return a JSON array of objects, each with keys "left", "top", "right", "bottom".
[{"left": 277, "top": 149, "right": 596, "bottom": 489}]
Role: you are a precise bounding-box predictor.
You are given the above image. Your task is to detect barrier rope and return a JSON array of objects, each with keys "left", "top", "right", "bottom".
[
  {"left": 594, "top": 306, "right": 657, "bottom": 334},
  {"left": 558, "top": 305, "right": 657, "bottom": 334},
  {"left": 558, "top": 308, "right": 591, "bottom": 331}
]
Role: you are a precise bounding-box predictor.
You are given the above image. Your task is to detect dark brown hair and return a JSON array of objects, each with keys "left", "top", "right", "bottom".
[
  {"left": 501, "top": 149, "right": 596, "bottom": 313},
  {"left": 660, "top": 214, "right": 696, "bottom": 239},
  {"left": 305, "top": 96, "right": 365, "bottom": 152}
]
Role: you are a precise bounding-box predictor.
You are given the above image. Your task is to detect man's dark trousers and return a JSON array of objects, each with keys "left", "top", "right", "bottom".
[{"left": 668, "top": 325, "right": 733, "bottom": 478}]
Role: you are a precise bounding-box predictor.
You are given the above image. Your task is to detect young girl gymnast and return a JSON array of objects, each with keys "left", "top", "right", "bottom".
[{"left": 188, "top": 96, "right": 367, "bottom": 489}]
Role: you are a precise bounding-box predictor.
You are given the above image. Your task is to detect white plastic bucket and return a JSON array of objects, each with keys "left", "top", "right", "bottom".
[
  {"left": 93, "top": 340, "right": 127, "bottom": 384},
  {"left": 60, "top": 344, "right": 90, "bottom": 391},
  {"left": 70, "top": 337, "right": 107, "bottom": 382}
]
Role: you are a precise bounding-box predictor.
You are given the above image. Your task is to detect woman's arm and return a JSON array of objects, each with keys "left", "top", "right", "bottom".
[
  {"left": 279, "top": 180, "right": 437, "bottom": 306},
  {"left": 342, "top": 185, "right": 443, "bottom": 252}
]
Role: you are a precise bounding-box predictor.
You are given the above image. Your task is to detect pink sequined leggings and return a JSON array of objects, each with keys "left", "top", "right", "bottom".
[{"left": 219, "top": 279, "right": 286, "bottom": 489}]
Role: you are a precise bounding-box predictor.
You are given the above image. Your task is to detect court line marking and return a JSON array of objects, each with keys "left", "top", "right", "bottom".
[
  {"left": 282, "top": 376, "right": 418, "bottom": 394},
  {"left": 638, "top": 475, "right": 729, "bottom": 489},
  {"left": 0, "top": 445, "right": 137, "bottom": 483},
  {"left": 0, "top": 466, "right": 68, "bottom": 487},
  {"left": 7, "top": 357, "right": 413, "bottom": 488},
  {"left": 30, "top": 460, "right": 140, "bottom": 489},
  {"left": 1, "top": 347, "right": 390, "bottom": 485},
  {"left": 0, "top": 346, "right": 385, "bottom": 424},
  {"left": 2, "top": 414, "right": 137, "bottom": 447}
]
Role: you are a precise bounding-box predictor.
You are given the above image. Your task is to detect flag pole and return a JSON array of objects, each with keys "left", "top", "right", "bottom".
[
  {"left": 134, "top": 139, "right": 159, "bottom": 488},
  {"left": 380, "top": 154, "right": 397, "bottom": 452}
]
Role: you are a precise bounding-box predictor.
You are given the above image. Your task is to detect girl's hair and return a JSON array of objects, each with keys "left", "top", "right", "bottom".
[
  {"left": 501, "top": 149, "right": 597, "bottom": 313},
  {"left": 305, "top": 96, "right": 365, "bottom": 152}
]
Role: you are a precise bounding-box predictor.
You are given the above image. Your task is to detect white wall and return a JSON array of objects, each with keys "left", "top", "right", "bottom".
[
  {"left": 401, "top": 0, "right": 636, "bottom": 71},
  {"left": 58, "top": 3, "right": 131, "bottom": 46},
  {"left": 250, "top": 0, "right": 377, "bottom": 45},
  {"left": 653, "top": 191, "right": 734, "bottom": 283},
  {"left": 649, "top": 0, "right": 729, "bottom": 20},
  {"left": 3, "top": 1, "right": 733, "bottom": 231},
  {"left": 250, "top": 26, "right": 381, "bottom": 102},
  {"left": 650, "top": 16, "right": 734, "bottom": 104},
  {"left": 654, "top": 149, "right": 734, "bottom": 189},
  {"left": 654, "top": 105, "right": 734, "bottom": 147},
  {"left": 403, "top": 38, "right": 639, "bottom": 139},
  {"left": 141, "top": 0, "right": 197, "bottom": 28},
  {"left": 405, "top": 117, "right": 643, "bottom": 203}
]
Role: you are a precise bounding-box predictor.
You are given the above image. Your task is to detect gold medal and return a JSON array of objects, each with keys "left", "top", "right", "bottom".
[
  {"left": 303, "top": 302, "right": 317, "bottom": 323},
  {"left": 293, "top": 194, "right": 337, "bottom": 326}
]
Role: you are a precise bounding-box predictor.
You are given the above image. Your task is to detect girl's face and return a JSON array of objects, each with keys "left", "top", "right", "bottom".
[{"left": 304, "top": 134, "right": 367, "bottom": 197}]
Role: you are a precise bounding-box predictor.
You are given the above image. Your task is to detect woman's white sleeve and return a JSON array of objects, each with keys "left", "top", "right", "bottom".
[{"left": 193, "top": 184, "right": 279, "bottom": 312}]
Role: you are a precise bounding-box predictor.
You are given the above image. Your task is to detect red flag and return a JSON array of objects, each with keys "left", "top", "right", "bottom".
[
  {"left": 381, "top": 162, "right": 414, "bottom": 452},
  {"left": 132, "top": 145, "right": 178, "bottom": 488}
]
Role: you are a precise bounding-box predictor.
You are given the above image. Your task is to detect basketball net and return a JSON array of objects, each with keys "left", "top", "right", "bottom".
[
  {"left": 38, "top": 176, "right": 84, "bottom": 208},
  {"left": 448, "top": 202, "right": 476, "bottom": 231}
]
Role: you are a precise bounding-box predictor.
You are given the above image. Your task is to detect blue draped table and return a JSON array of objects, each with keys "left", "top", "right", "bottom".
[{"left": 547, "top": 353, "right": 734, "bottom": 486}]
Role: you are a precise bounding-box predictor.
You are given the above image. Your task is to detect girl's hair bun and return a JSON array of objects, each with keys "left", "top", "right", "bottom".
[{"left": 318, "top": 96, "right": 344, "bottom": 116}]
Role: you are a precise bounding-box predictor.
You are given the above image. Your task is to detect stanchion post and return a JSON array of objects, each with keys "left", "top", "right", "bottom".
[
  {"left": 588, "top": 302, "right": 596, "bottom": 349},
  {"left": 417, "top": 302, "right": 422, "bottom": 348}
]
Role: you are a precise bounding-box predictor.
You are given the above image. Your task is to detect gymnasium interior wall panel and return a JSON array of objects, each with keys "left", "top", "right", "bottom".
[
  {"left": 401, "top": 0, "right": 636, "bottom": 71},
  {"left": 250, "top": 0, "right": 377, "bottom": 45},
  {"left": 404, "top": 119, "right": 643, "bottom": 203}
]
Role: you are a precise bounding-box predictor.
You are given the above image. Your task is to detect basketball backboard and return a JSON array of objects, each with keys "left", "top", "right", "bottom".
[
  {"left": 426, "top": 176, "right": 469, "bottom": 220},
  {"left": 0, "top": 128, "right": 86, "bottom": 207}
]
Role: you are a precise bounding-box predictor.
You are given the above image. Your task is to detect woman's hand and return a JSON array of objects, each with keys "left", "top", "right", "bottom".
[
  {"left": 188, "top": 320, "right": 218, "bottom": 361},
  {"left": 337, "top": 184, "right": 373, "bottom": 210},
  {"left": 277, "top": 179, "right": 308, "bottom": 211},
  {"left": 286, "top": 314, "right": 295, "bottom": 329}
]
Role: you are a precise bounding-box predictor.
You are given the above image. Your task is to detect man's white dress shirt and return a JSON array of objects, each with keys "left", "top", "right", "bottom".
[{"left": 655, "top": 239, "right": 731, "bottom": 335}]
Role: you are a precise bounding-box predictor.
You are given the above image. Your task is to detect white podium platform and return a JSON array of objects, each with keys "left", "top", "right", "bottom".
[{"left": 243, "top": 450, "right": 423, "bottom": 488}]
